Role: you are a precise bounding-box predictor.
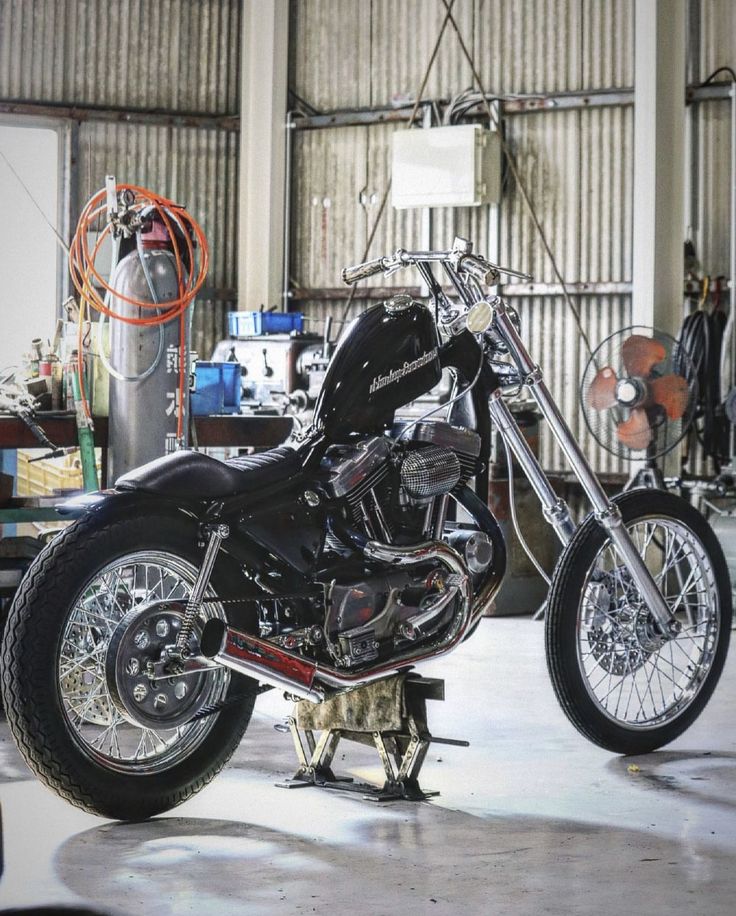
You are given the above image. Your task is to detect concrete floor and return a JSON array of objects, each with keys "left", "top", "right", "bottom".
[{"left": 0, "top": 617, "right": 735, "bottom": 915}]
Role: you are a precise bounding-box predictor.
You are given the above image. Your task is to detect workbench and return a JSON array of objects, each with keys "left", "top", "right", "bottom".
[
  {"left": 0, "top": 413, "right": 294, "bottom": 450},
  {"left": 0, "top": 412, "right": 294, "bottom": 523}
]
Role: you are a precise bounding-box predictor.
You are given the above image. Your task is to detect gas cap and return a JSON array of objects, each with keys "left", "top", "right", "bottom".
[{"left": 384, "top": 294, "right": 416, "bottom": 314}]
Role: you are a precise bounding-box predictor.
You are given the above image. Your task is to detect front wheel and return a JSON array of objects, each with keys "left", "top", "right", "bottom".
[
  {"left": 1, "top": 510, "right": 258, "bottom": 820},
  {"left": 545, "top": 489, "right": 731, "bottom": 755}
]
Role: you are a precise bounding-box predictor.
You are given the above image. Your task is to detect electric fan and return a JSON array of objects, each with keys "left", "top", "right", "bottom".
[{"left": 580, "top": 326, "right": 697, "bottom": 461}]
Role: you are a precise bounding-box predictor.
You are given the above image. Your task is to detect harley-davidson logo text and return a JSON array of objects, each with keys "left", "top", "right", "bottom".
[{"left": 369, "top": 348, "right": 438, "bottom": 394}]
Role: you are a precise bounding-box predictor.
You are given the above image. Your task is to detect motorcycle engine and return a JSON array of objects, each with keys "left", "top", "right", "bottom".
[
  {"left": 321, "top": 421, "right": 481, "bottom": 545},
  {"left": 315, "top": 421, "right": 491, "bottom": 668}
]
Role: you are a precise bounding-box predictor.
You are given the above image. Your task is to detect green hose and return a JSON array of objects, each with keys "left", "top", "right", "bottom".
[{"left": 71, "top": 366, "right": 100, "bottom": 492}]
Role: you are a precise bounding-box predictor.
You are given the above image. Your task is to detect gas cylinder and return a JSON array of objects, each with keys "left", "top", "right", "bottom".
[{"left": 108, "top": 242, "right": 186, "bottom": 481}]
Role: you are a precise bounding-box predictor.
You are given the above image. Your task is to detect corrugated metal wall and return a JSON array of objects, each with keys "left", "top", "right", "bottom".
[
  {"left": 290, "top": 0, "right": 634, "bottom": 107},
  {"left": 289, "top": 0, "right": 734, "bottom": 474},
  {"left": 289, "top": 0, "right": 636, "bottom": 472},
  {"left": 0, "top": 0, "right": 241, "bottom": 358},
  {"left": 0, "top": 0, "right": 240, "bottom": 113}
]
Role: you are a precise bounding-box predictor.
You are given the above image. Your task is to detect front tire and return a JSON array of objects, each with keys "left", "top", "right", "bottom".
[
  {"left": 545, "top": 490, "right": 731, "bottom": 754},
  {"left": 1, "top": 510, "right": 258, "bottom": 820}
]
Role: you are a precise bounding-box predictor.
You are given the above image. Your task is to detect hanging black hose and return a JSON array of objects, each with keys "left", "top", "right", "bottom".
[{"left": 676, "top": 308, "right": 729, "bottom": 469}]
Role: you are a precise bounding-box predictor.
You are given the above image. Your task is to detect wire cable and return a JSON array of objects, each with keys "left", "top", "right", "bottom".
[
  {"left": 337, "top": 0, "right": 459, "bottom": 332},
  {"left": 699, "top": 66, "right": 736, "bottom": 86},
  {"left": 677, "top": 308, "right": 729, "bottom": 469},
  {"left": 396, "top": 335, "right": 484, "bottom": 441},
  {"left": 0, "top": 147, "right": 70, "bottom": 254},
  {"left": 438, "top": 0, "right": 595, "bottom": 361}
]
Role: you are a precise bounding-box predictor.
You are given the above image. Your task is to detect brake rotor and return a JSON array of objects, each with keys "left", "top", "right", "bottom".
[
  {"left": 106, "top": 602, "right": 211, "bottom": 730},
  {"left": 59, "top": 594, "right": 119, "bottom": 726},
  {"left": 59, "top": 629, "right": 114, "bottom": 726},
  {"left": 583, "top": 574, "right": 654, "bottom": 676}
]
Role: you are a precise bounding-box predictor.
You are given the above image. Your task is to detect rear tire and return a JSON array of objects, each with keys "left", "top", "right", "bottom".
[
  {"left": 545, "top": 490, "right": 731, "bottom": 754},
  {"left": 1, "top": 510, "right": 258, "bottom": 820}
]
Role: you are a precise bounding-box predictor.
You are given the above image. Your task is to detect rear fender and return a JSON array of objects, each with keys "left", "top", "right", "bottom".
[
  {"left": 57, "top": 488, "right": 199, "bottom": 525},
  {"left": 56, "top": 489, "right": 268, "bottom": 576}
]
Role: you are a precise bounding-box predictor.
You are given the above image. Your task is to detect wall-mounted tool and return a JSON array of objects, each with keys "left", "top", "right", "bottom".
[{"left": 0, "top": 381, "right": 64, "bottom": 461}]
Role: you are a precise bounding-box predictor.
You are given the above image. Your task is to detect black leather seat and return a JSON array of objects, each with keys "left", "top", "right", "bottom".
[{"left": 116, "top": 446, "right": 301, "bottom": 500}]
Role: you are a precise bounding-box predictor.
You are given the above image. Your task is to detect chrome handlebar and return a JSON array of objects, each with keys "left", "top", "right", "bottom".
[
  {"left": 340, "top": 241, "right": 531, "bottom": 287},
  {"left": 341, "top": 256, "right": 390, "bottom": 284},
  {"left": 459, "top": 253, "right": 500, "bottom": 285}
]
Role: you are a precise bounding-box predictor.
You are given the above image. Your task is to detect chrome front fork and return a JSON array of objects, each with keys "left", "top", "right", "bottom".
[{"left": 491, "top": 299, "right": 676, "bottom": 635}]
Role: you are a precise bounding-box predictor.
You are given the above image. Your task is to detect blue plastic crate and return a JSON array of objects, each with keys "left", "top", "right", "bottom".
[
  {"left": 190, "top": 361, "right": 241, "bottom": 415},
  {"left": 228, "top": 310, "right": 303, "bottom": 337},
  {"left": 220, "top": 361, "right": 240, "bottom": 411}
]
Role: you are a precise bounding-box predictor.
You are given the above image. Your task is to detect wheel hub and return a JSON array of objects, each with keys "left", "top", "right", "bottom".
[
  {"left": 106, "top": 602, "right": 210, "bottom": 729},
  {"left": 585, "top": 572, "right": 665, "bottom": 676}
]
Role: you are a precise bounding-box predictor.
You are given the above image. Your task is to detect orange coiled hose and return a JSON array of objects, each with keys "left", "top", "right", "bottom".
[{"left": 68, "top": 183, "right": 209, "bottom": 440}]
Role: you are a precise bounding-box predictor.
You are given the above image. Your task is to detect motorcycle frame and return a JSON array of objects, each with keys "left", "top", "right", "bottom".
[
  {"left": 420, "top": 259, "right": 676, "bottom": 635},
  {"left": 128, "top": 247, "right": 676, "bottom": 660},
  {"left": 166, "top": 245, "right": 681, "bottom": 700}
]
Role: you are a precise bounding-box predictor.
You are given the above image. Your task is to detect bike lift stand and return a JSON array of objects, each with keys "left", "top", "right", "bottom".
[{"left": 276, "top": 673, "right": 468, "bottom": 802}]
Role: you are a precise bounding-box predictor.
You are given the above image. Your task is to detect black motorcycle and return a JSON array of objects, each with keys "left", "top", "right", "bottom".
[{"left": 2, "top": 238, "right": 730, "bottom": 820}]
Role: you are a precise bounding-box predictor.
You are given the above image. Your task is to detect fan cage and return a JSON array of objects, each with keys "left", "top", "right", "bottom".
[{"left": 579, "top": 325, "right": 698, "bottom": 461}]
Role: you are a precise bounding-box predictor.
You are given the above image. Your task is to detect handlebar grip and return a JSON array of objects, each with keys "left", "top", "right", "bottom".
[
  {"left": 341, "top": 257, "right": 386, "bottom": 285},
  {"left": 460, "top": 254, "right": 500, "bottom": 286}
]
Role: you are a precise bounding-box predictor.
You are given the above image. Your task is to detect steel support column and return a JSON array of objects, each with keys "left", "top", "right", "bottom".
[
  {"left": 238, "top": 0, "right": 289, "bottom": 311},
  {"left": 632, "top": 0, "right": 687, "bottom": 335}
]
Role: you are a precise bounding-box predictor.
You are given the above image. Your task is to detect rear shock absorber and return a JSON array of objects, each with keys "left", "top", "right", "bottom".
[{"left": 174, "top": 524, "right": 230, "bottom": 654}]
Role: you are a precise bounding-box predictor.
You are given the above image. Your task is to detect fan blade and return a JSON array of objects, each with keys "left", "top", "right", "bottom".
[
  {"left": 622, "top": 335, "right": 666, "bottom": 377},
  {"left": 616, "top": 408, "right": 652, "bottom": 450},
  {"left": 650, "top": 374, "right": 689, "bottom": 420},
  {"left": 587, "top": 366, "right": 618, "bottom": 410}
]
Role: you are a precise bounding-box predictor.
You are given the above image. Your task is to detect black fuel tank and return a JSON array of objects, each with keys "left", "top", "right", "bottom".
[{"left": 313, "top": 300, "right": 441, "bottom": 438}]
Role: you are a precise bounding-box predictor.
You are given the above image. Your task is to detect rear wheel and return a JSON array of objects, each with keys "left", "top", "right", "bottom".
[
  {"left": 1, "top": 510, "right": 258, "bottom": 820},
  {"left": 545, "top": 489, "right": 731, "bottom": 754}
]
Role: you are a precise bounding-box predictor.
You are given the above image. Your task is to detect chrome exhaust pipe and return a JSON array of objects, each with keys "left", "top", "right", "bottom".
[
  {"left": 200, "top": 619, "right": 325, "bottom": 703},
  {"left": 202, "top": 537, "right": 499, "bottom": 702}
]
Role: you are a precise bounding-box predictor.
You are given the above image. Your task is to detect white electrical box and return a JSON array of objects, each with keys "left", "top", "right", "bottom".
[{"left": 391, "top": 125, "right": 501, "bottom": 209}]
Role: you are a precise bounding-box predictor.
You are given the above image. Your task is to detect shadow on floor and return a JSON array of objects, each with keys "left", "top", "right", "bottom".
[{"left": 50, "top": 800, "right": 736, "bottom": 916}]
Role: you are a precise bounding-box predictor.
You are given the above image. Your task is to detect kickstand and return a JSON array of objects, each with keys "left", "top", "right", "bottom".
[{"left": 533, "top": 598, "right": 548, "bottom": 621}]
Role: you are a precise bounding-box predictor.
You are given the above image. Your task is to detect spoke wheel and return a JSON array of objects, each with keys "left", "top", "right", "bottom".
[
  {"left": 1, "top": 509, "right": 258, "bottom": 819},
  {"left": 59, "top": 551, "right": 229, "bottom": 775},
  {"left": 546, "top": 490, "right": 731, "bottom": 754}
]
